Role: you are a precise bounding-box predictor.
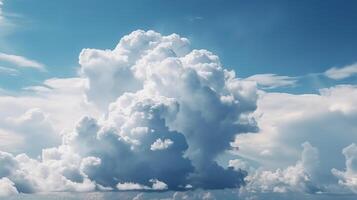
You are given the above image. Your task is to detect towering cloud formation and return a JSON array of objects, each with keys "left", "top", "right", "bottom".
[
  {"left": 78, "top": 30, "right": 258, "bottom": 189},
  {"left": 0, "top": 30, "right": 258, "bottom": 194},
  {"left": 332, "top": 143, "right": 357, "bottom": 193}
]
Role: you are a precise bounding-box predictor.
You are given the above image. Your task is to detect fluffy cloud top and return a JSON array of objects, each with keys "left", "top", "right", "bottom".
[
  {"left": 150, "top": 138, "right": 174, "bottom": 151},
  {"left": 78, "top": 30, "right": 258, "bottom": 189},
  {"left": 0, "top": 30, "right": 258, "bottom": 193}
]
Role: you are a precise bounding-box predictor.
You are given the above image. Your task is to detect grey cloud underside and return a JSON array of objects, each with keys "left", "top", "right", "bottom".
[{"left": 0, "top": 30, "right": 258, "bottom": 193}]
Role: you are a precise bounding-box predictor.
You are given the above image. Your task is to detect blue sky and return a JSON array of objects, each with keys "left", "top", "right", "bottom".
[{"left": 2, "top": 0, "right": 357, "bottom": 91}]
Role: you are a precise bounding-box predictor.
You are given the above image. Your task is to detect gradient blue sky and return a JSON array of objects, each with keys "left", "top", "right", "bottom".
[{"left": 1, "top": 0, "right": 357, "bottom": 91}]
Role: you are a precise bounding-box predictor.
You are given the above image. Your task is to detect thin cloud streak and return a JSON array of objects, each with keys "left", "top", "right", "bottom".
[
  {"left": 245, "top": 73, "right": 298, "bottom": 89},
  {"left": 0, "top": 66, "right": 18, "bottom": 75},
  {"left": 0, "top": 53, "right": 45, "bottom": 71}
]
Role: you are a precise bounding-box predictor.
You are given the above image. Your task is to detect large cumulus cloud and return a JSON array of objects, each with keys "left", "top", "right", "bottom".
[
  {"left": 78, "top": 30, "right": 257, "bottom": 189},
  {"left": 0, "top": 30, "right": 258, "bottom": 193}
]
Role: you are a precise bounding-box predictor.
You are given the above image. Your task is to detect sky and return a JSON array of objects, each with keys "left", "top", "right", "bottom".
[
  {"left": 2, "top": 0, "right": 357, "bottom": 91},
  {"left": 0, "top": 0, "right": 357, "bottom": 199}
]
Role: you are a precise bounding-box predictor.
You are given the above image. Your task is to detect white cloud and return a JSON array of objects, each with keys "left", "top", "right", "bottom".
[
  {"left": 228, "top": 159, "right": 254, "bottom": 173},
  {"left": 0, "top": 66, "right": 18, "bottom": 75},
  {"left": 0, "top": 0, "right": 25, "bottom": 44},
  {"left": 0, "top": 129, "right": 22, "bottom": 151},
  {"left": 234, "top": 85, "right": 357, "bottom": 167},
  {"left": 325, "top": 63, "right": 357, "bottom": 80},
  {"left": 0, "top": 77, "right": 100, "bottom": 155},
  {"left": 116, "top": 179, "right": 167, "bottom": 191},
  {"left": 245, "top": 73, "right": 297, "bottom": 89},
  {"left": 150, "top": 179, "right": 168, "bottom": 190},
  {"left": 116, "top": 182, "right": 150, "bottom": 191},
  {"left": 169, "top": 191, "right": 217, "bottom": 200},
  {"left": 0, "top": 0, "right": 4, "bottom": 24},
  {"left": 242, "top": 142, "right": 320, "bottom": 194},
  {"left": 78, "top": 30, "right": 258, "bottom": 189},
  {"left": 232, "top": 84, "right": 357, "bottom": 194},
  {"left": 0, "top": 177, "right": 18, "bottom": 197},
  {"left": 150, "top": 138, "right": 174, "bottom": 151},
  {"left": 0, "top": 52, "right": 45, "bottom": 71},
  {"left": 332, "top": 143, "right": 357, "bottom": 193},
  {"left": 0, "top": 149, "right": 97, "bottom": 193}
]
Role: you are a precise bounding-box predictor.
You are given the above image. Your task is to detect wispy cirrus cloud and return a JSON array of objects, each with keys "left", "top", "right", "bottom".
[
  {"left": 0, "top": 0, "right": 4, "bottom": 23},
  {"left": 324, "top": 63, "right": 357, "bottom": 80},
  {"left": 245, "top": 73, "right": 298, "bottom": 89},
  {"left": 0, "top": 53, "right": 45, "bottom": 71},
  {"left": 0, "top": 66, "right": 18, "bottom": 75},
  {"left": 0, "top": 0, "right": 12, "bottom": 28}
]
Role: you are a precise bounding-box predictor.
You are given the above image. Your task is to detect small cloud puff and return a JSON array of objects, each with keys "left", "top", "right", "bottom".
[
  {"left": 150, "top": 138, "right": 173, "bottom": 151},
  {"left": 324, "top": 63, "right": 357, "bottom": 80}
]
